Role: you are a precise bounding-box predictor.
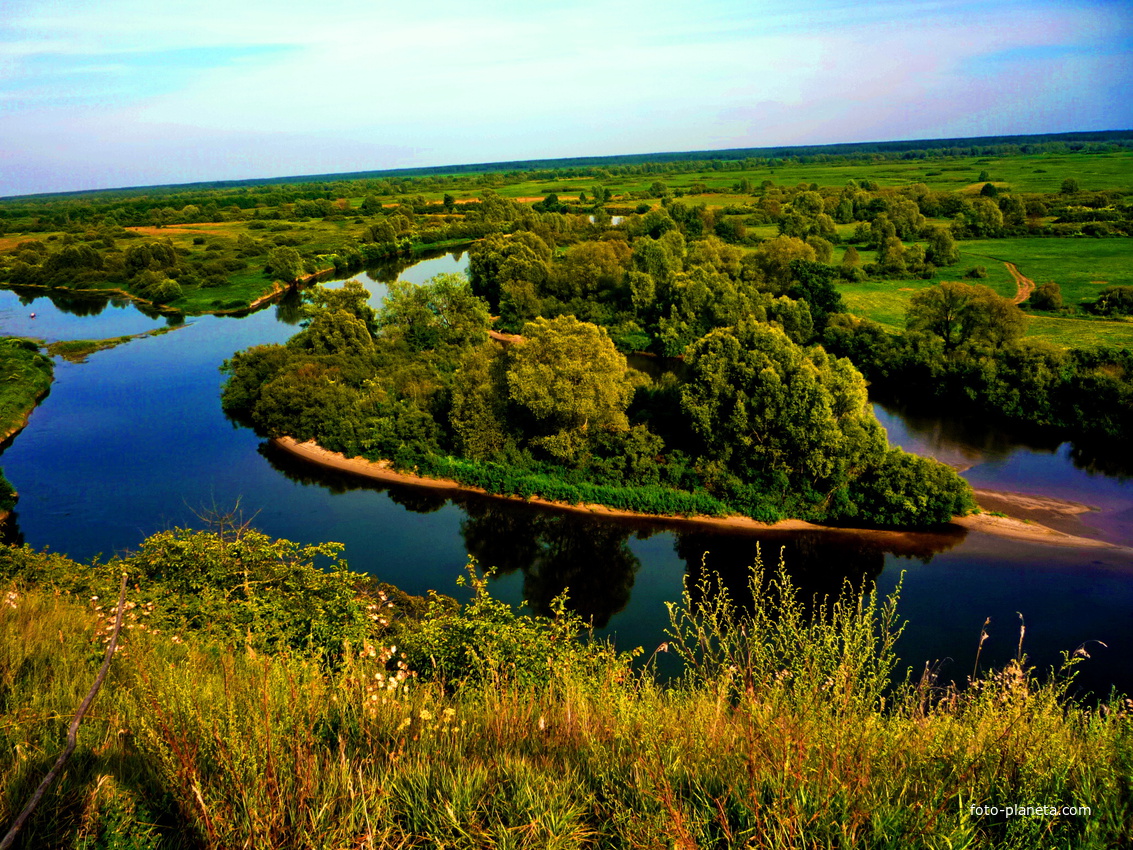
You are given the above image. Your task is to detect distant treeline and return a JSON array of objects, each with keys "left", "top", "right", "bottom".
[{"left": 4, "top": 129, "right": 1131, "bottom": 204}]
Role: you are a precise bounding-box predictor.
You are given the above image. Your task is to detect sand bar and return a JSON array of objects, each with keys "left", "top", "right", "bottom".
[{"left": 272, "top": 438, "right": 1123, "bottom": 551}]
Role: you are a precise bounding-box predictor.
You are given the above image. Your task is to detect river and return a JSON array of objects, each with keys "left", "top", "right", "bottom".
[{"left": 1, "top": 253, "right": 1130, "bottom": 697}]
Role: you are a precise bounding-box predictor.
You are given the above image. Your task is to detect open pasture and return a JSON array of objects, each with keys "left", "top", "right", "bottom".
[
  {"left": 961, "top": 237, "right": 1133, "bottom": 307},
  {"left": 524, "top": 150, "right": 1133, "bottom": 198},
  {"left": 835, "top": 241, "right": 1133, "bottom": 349}
]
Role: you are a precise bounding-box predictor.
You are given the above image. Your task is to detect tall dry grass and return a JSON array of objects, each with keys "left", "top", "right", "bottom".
[{"left": 0, "top": 556, "right": 1129, "bottom": 848}]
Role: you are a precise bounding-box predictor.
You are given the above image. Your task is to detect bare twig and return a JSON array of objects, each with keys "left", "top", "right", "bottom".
[{"left": 0, "top": 573, "right": 128, "bottom": 850}]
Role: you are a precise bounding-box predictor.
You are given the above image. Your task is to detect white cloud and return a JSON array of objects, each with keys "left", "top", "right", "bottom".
[{"left": 0, "top": 0, "right": 1129, "bottom": 194}]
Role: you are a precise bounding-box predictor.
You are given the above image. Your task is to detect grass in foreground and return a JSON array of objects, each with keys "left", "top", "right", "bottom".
[{"left": 0, "top": 528, "right": 1129, "bottom": 849}]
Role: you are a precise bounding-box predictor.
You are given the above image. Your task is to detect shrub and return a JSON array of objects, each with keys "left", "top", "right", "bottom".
[
  {"left": 842, "top": 448, "right": 976, "bottom": 527},
  {"left": 1029, "top": 281, "right": 1063, "bottom": 311}
]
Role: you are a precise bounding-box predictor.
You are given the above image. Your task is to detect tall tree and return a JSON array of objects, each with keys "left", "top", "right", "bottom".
[
  {"left": 506, "top": 316, "right": 634, "bottom": 463},
  {"left": 680, "top": 322, "right": 886, "bottom": 491},
  {"left": 906, "top": 281, "right": 1025, "bottom": 352}
]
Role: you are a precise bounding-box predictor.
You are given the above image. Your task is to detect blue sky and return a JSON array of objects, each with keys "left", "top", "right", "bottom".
[{"left": 1, "top": 0, "right": 1130, "bottom": 196}]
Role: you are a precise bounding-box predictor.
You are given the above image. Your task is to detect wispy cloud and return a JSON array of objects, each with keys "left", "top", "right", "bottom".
[{"left": 0, "top": 0, "right": 1129, "bottom": 195}]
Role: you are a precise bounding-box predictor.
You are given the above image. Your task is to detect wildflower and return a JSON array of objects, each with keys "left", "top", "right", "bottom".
[{"left": 419, "top": 709, "right": 433, "bottom": 722}]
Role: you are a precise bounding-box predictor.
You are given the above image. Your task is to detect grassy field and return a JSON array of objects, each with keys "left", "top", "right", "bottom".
[
  {"left": 1022, "top": 313, "right": 1133, "bottom": 348},
  {"left": 835, "top": 238, "right": 1133, "bottom": 349},
  {"left": 838, "top": 277, "right": 927, "bottom": 329},
  {"left": 0, "top": 337, "right": 53, "bottom": 510},
  {"left": 44, "top": 326, "right": 182, "bottom": 363},
  {"left": 960, "top": 237, "right": 1133, "bottom": 306},
  {"left": 499, "top": 150, "right": 1133, "bottom": 198},
  {"left": 0, "top": 338, "right": 53, "bottom": 440},
  {"left": 2, "top": 540, "right": 1130, "bottom": 849},
  {"left": 840, "top": 273, "right": 1133, "bottom": 348}
]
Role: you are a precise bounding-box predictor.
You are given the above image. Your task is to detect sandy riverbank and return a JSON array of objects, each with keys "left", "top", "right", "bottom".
[{"left": 271, "top": 438, "right": 1122, "bottom": 550}]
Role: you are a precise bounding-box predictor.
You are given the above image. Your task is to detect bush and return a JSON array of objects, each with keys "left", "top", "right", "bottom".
[
  {"left": 396, "top": 564, "right": 632, "bottom": 689},
  {"left": 1087, "top": 285, "right": 1133, "bottom": 317},
  {"left": 1029, "top": 281, "right": 1063, "bottom": 311},
  {"left": 841, "top": 448, "right": 976, "bottom": 527},
  {"left": 0, "top": 525, "right": 380, "bottom": 660}
]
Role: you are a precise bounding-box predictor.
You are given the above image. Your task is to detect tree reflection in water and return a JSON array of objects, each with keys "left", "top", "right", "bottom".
[
  {"left": 259, "top": 441, "right": 450, "bottom": 512},
  {"left": 274, "top": 288, "right": 306, "bottom": 326},
  {"left": 260, "top": 437, "right": 966, "bottom": 631},
  {"left": 677, "top": 527, "right": 963, "bottom": 619},
  {"left": 0, "top": 512, "right": 25, "bottom": 548},
  {"left": 461, "top": 502, "right": 644, "bottom": 629}
]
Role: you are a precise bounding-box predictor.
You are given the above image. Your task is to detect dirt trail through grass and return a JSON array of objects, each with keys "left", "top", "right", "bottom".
[{"left": 1005, "top": 261, "right": 1035, "bottom": 303}]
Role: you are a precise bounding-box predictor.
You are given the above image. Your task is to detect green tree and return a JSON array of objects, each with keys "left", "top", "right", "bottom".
[
  {"left": 287, "top": 310, "right": 375, "bottom": 356},
  {"left": 878, "top": 237, "right": 907, "bottom": 277},
  {"left": 924, "top": 225, "right": 960, "bottom": 267},
  {"left": 449, "top": 343, "right": 512, "bottom": 460},
  {"left": 377, "top": 273, "right": 490, "bottom": 354},
  {"left": 305, "top": 279, "right": 378, "bottom": 334},
  {"left": 906, "top": 281, "right": 1026, "bottom": 353},
  {"left": 468, "top": 232, "right": 551, "bottom": 313},
  {"left": 506, "top": 316, "right": 634, "bottom": 463},
  {"left": 962, "top": 198, "right": 1004, "bottom": 237},
  {"left": 1087, "top": 285, "right": 1133, "bottom": 317},
  {"left": 840, "top": 245, "right": 862, "bottom": 274},
  {"left": 792, "top": 190, "right": 824, "bottom": 217},
  {"left": 680, "top": 322, "right": 886, "bottom": 492},
  {"left": 746, "top": 236, "right": 816, "bottom": 295},
  {"left": 267, "top": 246, "right": 305, "bottom": 282},
  {"left": 846, "top": 449, "right": 975, "bottom": 527},
  {"left": 547, "top": 239, "right": 631, "bottom": 301},
  {"left": 1029, "top": 281, "right": 1062, "bottom": 311},
  {"left": 787, "top": 260, "right": 844, "bottom": 334}
]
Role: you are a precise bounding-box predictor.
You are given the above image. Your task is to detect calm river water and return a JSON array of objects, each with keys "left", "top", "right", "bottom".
[{"left": 1, "top": 253, "right": 1131, "bottom": 696}]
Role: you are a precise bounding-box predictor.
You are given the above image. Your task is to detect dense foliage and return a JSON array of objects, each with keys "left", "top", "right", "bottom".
[
  {"left": 1, "top": 529, "right": 1129, "bottom": 848},
  {"left": 2, "top": 139, "right": 1129, "bottom": 523},
  {"left": 223, "top": 266, "right": 973, "bottom": 528},
  {"left": 3, "top": 134, "right": 1132, "bottom": 320},
  {"left": 824, "top": 311, "right": 1133, "bottom": 453}
]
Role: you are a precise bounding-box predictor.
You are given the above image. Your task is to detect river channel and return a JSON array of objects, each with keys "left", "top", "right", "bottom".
[{"left": 1, "top": 251, "right": 1131, "bottom": 696}]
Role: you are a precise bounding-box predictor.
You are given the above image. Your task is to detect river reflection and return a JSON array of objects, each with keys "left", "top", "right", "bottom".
[
  {"left": 875, "top": 394, "right": 1133, "bottom": 481},
  {"left": 461, "top": 503, "right": 643, "bottom": 628},
  {"left": 677, "top": 527, "right": 962, "bottom": 618},
  {"left": 261, "top": 438, "right": 969, "bottom": 631}
]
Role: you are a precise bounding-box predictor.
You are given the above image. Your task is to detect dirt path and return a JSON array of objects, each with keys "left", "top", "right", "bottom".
[{"left": 1004, "top": 261, "right": 1035, "bottom": 304}]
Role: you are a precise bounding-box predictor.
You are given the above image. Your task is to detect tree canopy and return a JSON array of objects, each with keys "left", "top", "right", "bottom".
[
  {"left": 506, "top": 316, "right": 634, "bottom": 462},
  {"left": 906, "top": 281, "right": 1026, "bottom": 352},
  {"left": 680, "top": 321, "right": 886, "bottom": 493}
]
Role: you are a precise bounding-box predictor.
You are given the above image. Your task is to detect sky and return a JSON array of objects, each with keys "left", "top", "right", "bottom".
[{"left": 0, "top": 0, "right": 1130, "bottom": 197}]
